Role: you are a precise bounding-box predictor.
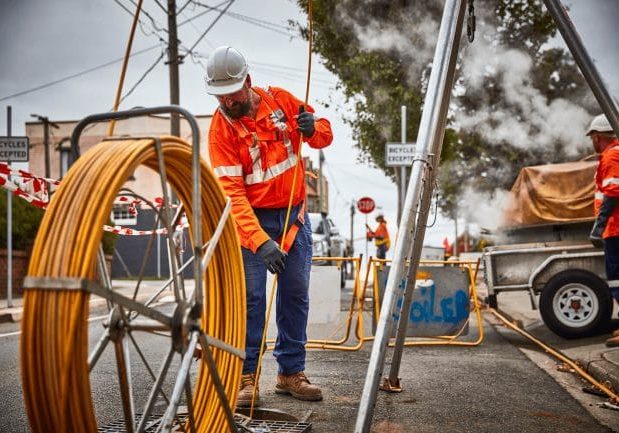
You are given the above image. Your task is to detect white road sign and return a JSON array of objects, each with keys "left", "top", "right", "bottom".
[
  {"left": 0, "top": 137, "right": 29, "bottom": 162},
  {"left": 385, "top": 142, "right": 416, "bottom": 167}
]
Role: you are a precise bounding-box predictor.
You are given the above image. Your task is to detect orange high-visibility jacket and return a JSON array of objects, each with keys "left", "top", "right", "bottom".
[
  {"left": 367, "top": 222, "right": 390, "bottom": 249},
  {"left": 209, "top": 86, "right": 333, "bottom": 252},
  {"left": 594, "top": 139, "right": 619, "bottom": 239}
]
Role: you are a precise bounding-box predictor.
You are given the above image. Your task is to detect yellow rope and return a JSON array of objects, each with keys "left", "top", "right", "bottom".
[
  {"left": 107, "top": 0, "right": 143, "bottom": 136},
  {"left": 20, "top": 136, "right": 245, "bottom": 432},
  {"left": 250, "top": 0, "right": 314, "bottom": 416}
]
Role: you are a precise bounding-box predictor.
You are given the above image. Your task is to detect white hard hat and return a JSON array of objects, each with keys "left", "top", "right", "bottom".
[
  {"left": 204, "top": 46, "right": 249, "bottom": 95},
  {"left": 585, "top": 114, "right": 614, "bottom": 136}
]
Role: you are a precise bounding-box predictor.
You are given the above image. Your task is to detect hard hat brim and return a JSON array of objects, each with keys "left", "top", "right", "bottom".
[{"left": 206, "top": 79, "right": 246, "bottom": 96}]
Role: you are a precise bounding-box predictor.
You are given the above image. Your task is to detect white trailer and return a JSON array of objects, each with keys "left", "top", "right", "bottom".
[{"left": 483, "top": 239, "right": 613, "bottom": 338}]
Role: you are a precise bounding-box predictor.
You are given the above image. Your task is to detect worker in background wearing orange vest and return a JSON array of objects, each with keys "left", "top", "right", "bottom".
[
  {"left": 366, "top": 214, "right": 390, "bottom": 259},
  {"left": 588, "top": 113, "right": 619, "bottom": 348},
  {"left": 206, "top": 46, "right": 332, "bottom": 406}
]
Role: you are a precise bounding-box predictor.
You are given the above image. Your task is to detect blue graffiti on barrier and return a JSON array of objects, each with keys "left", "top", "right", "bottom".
[{"left": 395, "top": 280, "right": 468, "bottom": 324}]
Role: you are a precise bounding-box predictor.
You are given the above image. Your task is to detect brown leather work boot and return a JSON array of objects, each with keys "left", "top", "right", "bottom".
[
  {"left": 606, "top": 334, "right": 619, "bottom": 348},
  {"left": 275, "top": 371, "right": 323, "bottom": 401},
  {"left": 236, "top": 373, "right": 260, "bottom": 408}
]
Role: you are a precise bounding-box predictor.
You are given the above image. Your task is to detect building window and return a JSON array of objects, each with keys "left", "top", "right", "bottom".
[{"left": 111, "top": 204, "right": 137, "bottom": 226}]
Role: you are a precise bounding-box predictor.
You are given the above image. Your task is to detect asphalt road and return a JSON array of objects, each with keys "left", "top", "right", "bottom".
[{"left": 0, "top": 285, "right": 618, "bottom": 432}]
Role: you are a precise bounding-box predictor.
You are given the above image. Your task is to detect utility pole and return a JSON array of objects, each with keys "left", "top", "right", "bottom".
[
  {"left": 350, "top": 201, "right": 355, "bottom": 256},
  {"left": 318, "top": 150, "right": 325, "bottom": 214},
  {"left": 453, "top": 205, "right": 459, "bottom": 257},
  {"left": 167, "top": 0, "right": 182, "bottom": 137},
  {"left": 30, "top": 114, "right": 59, "bottom": 180},
  {"left": 399, "top": 105, "right": 407, "bottom": 225},
  {"left": 6, "top": 106, "right": 12, "bottom": 308}
]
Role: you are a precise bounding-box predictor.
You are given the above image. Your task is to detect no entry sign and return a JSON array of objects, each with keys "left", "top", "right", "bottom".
[{"left": 357, "top": 197, "right": 375, "bottom": 214}]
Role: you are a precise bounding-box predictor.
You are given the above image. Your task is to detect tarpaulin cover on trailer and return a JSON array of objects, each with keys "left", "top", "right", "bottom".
[{"left": 501, "top": 159, "right": 598, "bottom": 227}]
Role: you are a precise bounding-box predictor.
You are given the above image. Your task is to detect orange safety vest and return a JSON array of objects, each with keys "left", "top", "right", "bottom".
[
  {"left": 368, "top": 221, "right": 391, "bottom": 250},
  {"left": 594, "top": 139, "right": 619, "bottom": 239},
  {"left": 209, "top": 86, "right": 333, "bottom": 252}
]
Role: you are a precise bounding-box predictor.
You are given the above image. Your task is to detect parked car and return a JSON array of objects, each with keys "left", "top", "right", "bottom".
[{"left": 308, "top": 212, "right": 347, "bottom": 288}]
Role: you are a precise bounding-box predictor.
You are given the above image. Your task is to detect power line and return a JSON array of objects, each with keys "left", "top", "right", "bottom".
[
  {"left": 119, "top": 50, "right": 166, "bottom": 104},
  {"left": 0, "top": 0, "right": 229, "bottom": 102},
  {"left": 152, "top": 0, "right": 168, "bottom": 13},
  {"left": 185, "top": 0, "right": 235, "bottom": 56},
  {"left": 190, "top": 0, "right": 298, "bottom": 38},
  {"left": 0, "top": 45, "right": 160, "bottom": 102},
  {"left": 177, "top": 0, "right": 194, "bottom": 15}
]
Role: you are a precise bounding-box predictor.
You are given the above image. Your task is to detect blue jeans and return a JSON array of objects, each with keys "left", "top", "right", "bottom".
[
  {"left": 241, "top": 206, "right": 312, "bottom": 375},
  {"left": 604, "top": 237, "right": 619, "bottom": 303}
]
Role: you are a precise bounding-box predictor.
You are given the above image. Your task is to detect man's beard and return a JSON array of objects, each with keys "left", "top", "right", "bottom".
[{"left": 221, "top": 100, "right": 251, "bottom": 119}]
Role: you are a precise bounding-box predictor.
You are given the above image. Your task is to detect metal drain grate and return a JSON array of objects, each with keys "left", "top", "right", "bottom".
[
  {"left": 240, "top": 419, "right": 312, "bottom": 433},
  {"left": 100, "top": 414, "right": 311, "bottom": 433},
  {"left": 98, "top": 414, "right": 163, "bottom": 433}
]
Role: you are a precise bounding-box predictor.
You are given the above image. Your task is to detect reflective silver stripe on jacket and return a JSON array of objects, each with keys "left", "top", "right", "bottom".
[
  {"left": 245, "top": 134, "right": 296, "bottom": 185},
  {"left": 216, "top": 97, "right": 298, "bottom": 186},
  {"left": 214, "top": 165, "right": 243, "bottom": 177},
  {"left": 595, "top": 191, "right": 605, "bottom": 200},
  {"left": 607, "top": 280, "right": 619, "bottom": 289},
  {"left": 602, "top": 177, "right": 619, "bottom": 187}
]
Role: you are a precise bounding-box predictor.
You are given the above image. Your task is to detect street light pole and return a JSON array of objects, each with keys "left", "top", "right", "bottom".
[{"left": 167, "top": 0, "right": 182, "bottom": 137}]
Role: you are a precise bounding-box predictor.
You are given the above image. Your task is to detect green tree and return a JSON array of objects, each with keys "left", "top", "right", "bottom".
[
  {"left": 0, "top": 191, "right": 44, "bottom": 251},
  {"left": 296, "top": 0, "right": 595, "bottom": 219}
]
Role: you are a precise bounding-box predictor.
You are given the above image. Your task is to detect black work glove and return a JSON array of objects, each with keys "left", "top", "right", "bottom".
[
  {"left": 590, "top": 195, "right": 618, "bottom": 248},
  {"left": 590, "top": 222, "right": 604, "bottom": 249},
  {"left": 297, "top": 107, "right": 315, "bottom": 137},
  {"left": 256, "top": 239, "right": 287, "bottom": 274}
]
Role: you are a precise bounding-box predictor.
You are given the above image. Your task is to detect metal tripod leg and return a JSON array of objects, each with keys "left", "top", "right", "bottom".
[
  {"left": 381, "top": 158, "right": 435, "bottom": 392},
  {"left": 354, "top": 1, "right": 467, "bottom": 431}
]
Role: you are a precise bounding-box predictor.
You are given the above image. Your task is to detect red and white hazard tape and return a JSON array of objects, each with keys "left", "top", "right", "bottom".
[
  {"left": 103, "top": 222, "right": 190, "bottom": 236},
  {"left": 0, "top": 174, "right": 48, "bottom": 209},
  {"left": 0, "top": 164, "right": 188, "bottom": 237},
  {"left": 114, "top": 195, "right": 180, "bottom": 216},
  {"left": 0, "top": 162, "right": 58, "bottom": 202},
  {"left": 0, "top": 162, "right": 60, "bottom": 186}
]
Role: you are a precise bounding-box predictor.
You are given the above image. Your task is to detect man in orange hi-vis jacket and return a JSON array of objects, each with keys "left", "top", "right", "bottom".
[
  {"left": 206, "top": 46, "right": 332, "bottom": 406},
  {"left": 366, "top": 214, "right": 390, "bottom": 259},
  {"left": 588, "top": 113, "right": 619, "bottom": 348}
]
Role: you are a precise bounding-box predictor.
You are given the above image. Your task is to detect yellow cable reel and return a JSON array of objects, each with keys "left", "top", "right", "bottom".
[{"left": 20, "top": 136, "right": 245, "bottom": 432}]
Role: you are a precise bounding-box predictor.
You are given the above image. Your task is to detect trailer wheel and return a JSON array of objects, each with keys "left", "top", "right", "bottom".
[{"left": 539, "top": 270, "right": 612, "bottom": 339}]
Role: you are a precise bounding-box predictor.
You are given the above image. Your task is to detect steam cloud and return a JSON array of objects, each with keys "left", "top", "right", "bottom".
[{"left": 456, "top": 37, "right": 590, "bottom": 154}]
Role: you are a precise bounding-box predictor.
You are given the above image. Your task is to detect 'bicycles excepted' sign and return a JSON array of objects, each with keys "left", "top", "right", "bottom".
[{"left": 0, "top": 137, "right": 29, "bottom": 162}]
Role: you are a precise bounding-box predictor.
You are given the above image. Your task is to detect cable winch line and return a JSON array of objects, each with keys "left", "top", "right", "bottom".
[
  {"left": 108, "top": 0, "right": 144, "bottom": 136},
  {"left": 20, "top": 136, "right": 246, "bottom": 432},
  {"left": 250, "top": 0, "right": 314, "bottom": 416},
  {"left": 487, "top": 308, "right": 619, "bottom": 405}
]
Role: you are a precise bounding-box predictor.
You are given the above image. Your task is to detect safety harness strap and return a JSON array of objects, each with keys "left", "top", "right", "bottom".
[{"left": 277, "top": 201, "right": 306, "bottom": 253}]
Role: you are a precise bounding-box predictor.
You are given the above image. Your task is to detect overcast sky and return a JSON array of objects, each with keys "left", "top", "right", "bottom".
[{"left": 0, "top": 0, "right": 618, "bottom": 257}]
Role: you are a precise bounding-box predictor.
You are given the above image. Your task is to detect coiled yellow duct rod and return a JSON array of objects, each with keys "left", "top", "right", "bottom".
[{"left": 20, "top": 136, "right": 245, "bottom": 432}]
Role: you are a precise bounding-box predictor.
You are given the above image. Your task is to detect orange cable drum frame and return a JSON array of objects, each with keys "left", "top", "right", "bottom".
[{"left": 20, "top": 107, "right": 246, "bottom": 433}]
